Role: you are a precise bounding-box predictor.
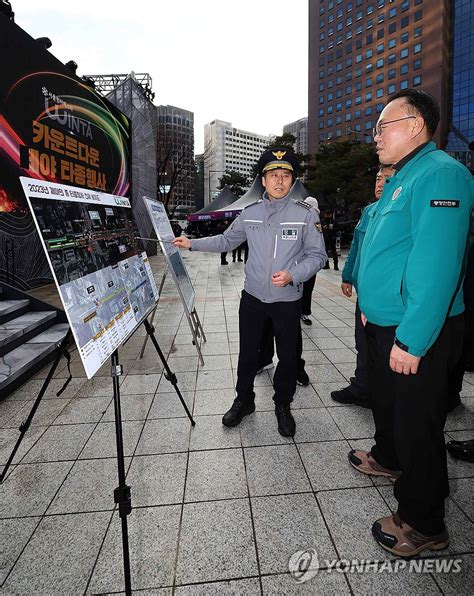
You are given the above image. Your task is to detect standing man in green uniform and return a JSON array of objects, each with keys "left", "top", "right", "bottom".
[
  {"left": 331, "top": 164, "right": 394, "bottom": 408},
  {"left": 348, "top": 89, "right": 474, "bottom": 557}
]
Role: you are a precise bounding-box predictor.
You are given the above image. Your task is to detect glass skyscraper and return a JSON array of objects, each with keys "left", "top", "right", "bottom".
[{"left": 445, "top": 0, "right": 474, "bottom": 170}]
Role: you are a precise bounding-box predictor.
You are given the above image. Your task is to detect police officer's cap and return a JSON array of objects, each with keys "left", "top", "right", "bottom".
[{"left": 258, "top": 147, "right": 299, "bottom": 177}]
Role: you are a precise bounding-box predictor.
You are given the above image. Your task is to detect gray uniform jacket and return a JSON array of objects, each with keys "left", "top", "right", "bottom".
[{"left": 191, "top": 190, "right": 327, "bottom": 303}]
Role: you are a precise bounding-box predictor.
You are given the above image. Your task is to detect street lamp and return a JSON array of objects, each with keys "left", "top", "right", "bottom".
[{"left": 207, "top": 169, "right": 227, "bottom": 204}]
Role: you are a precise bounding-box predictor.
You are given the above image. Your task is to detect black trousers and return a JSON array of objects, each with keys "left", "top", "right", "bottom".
[
  {"left": 350, "top": 300, "right": 369, "bottom": 397},
  {"left": 257, "top": 310, "right": 305, "bottom": 373},
  {"left": 449, "top": 310, "right": 474, "bottom": 395},
  {"left": 301, "top": 274, "right": 316, "bottom": 316},
  {"left": 324, "top": 239, "right": 338, "bottom": 269},
  {"left": 237, "top": 291, "right": 301, "bottom": 405},
  {"left": 366, "top": 314, "right": 464, "bottom": 535}
]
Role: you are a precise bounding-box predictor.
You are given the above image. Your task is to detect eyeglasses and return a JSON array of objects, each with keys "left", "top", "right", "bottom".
[{"left": 372, "top": 116, "right": 416, "bottom": 139}]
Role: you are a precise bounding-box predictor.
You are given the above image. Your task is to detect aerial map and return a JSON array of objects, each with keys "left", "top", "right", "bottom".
[{"left": 21, "top": 177, "right": 159, "bottom": 378}]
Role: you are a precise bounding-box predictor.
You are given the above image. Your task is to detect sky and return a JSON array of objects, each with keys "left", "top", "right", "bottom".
[{"left": 13, "top": 0, "right": 308, "bottom": 153}]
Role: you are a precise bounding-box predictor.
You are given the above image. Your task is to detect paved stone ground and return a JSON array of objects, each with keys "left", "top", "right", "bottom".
[{"left": 1, "top": 250, "right": 473, "bottom": 594}]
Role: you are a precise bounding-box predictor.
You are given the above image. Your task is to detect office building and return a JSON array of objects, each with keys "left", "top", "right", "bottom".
[
  {"left": 283, "top": 117, "right": 309, "bottom": 155},
  {"left": 204, "top": 119, "right": 271, "bottom": 205},
  {"left": 308, "top": 0, "right": 452, "bottom": 155},
  {"left": 156, "top": 105, "right": 195, "bottom": 214},
  {"left": 445, "top": 0, "right": 474, "bottom": 170}
]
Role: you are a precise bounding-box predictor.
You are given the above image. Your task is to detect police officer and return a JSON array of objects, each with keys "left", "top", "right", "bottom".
[
  {"left": 349, "top": 89, "right": 474, "bottom": 557},
  {"left": 173, "top": 147, "right": 327, "bottom": 436}
]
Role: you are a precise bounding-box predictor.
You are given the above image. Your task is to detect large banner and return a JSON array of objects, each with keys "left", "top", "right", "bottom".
[
  {"left": 144, "top": 197, "right": 195, "bottom": 313},
  {"left": 20, "top": 177, "right": 159, "bottom": 378},
  {"left": 0, "top": 14, "right": 130, "bottom": 288}
]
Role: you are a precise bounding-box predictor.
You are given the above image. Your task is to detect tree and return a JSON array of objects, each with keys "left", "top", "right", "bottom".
[
  {"left": 305, "top": 140, "right": 378, "bottom": 215},
  {"left": 218, "top": 171, "right": 250, "bottom": 198},
  {"left": 157, "top": 141, "right": 189, "bottom": 215},
  {"left": 156, "top": 118, "right": 195, "bottom": 217}
]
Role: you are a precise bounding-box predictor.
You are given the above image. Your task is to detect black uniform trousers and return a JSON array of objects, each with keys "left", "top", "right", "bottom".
[
  {"left": 256, "top": 311, "right": 305, "bottom": 373},
  {"left": 301, "top": 274, "right": 317, "bottom": 316},
  {"left": 237, "top": 290, "right": 301, "bottom": 405},
  {"left": 366, "top": 314, "right": 464, "bottom": 535},
  {"left": 350, "top": 299, "right": 369, "bottom": 398}
]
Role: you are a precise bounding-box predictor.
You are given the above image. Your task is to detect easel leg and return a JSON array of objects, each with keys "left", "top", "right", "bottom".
[
  {"left": 143, "top": 319, "right": 195, "bottom": 426},
  {"left": 0, "top": 330, "right": 72, "bottom": 484},
  {"left": 191, "top": 308, "right": 207, "bottom": 343},
  {"left": 139, "top": 268, "right": 168, "bottom": 360},
  {"left": 186, "top": 309, "right": 204, "bottom": 367},
  {"left": 110, "top": 351, "right": 132, "bottom": 596}
]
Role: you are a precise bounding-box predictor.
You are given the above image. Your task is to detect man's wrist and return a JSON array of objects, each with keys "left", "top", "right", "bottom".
[{"left": 394, "top": 338, "right": 409, "bottom": 352}]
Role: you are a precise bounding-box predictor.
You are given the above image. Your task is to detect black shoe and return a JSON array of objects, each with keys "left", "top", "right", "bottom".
[
  {"left": 221, "top": 261, "right": 228, "bottom": 265},
  {"left": 334, "top": 265, "right": 339, "bottom": 271},
  {"left": 222, "top": 399, "right": 255, "bottom": 427},
  {"left": 275, "top": 404, "right": 296, "bottom": 437},
  {"left": 297, "top": 369, "right": 310, "bottom": 386},
  {"left": 331, "top": 386, "right": 370, "bottom": 408},
  {"left": 446, "top": 439, "right": 474, "bottom": 463},
  {"left": 238, "top": 258, "right": 243, "bottom": 262},
  {"left": 323, "top": 264, "right": 330, "bottom": 270},
  {"left": 301, "top": 315, "right": 312, "bottom": 326}
]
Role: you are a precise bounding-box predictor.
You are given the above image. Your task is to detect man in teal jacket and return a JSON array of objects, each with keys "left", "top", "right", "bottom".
[
  {"left": 348, "top": 89, "right": 474, "bottom": 557},
  {"left": 331, "top": 164, "right": 394, "bottom": 408}
]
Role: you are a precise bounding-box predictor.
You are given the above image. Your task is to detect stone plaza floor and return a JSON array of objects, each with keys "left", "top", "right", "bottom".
[{"left": 0, "top": 250, "right": 473, "bottom": 594}]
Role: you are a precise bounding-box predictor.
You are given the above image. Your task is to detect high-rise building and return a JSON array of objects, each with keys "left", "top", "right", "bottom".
[
  {"left": 445, "top": 0, "right": 474, "bottom": 170},
  {"left": 308, "top": 0, "right": 452, "bottom": 156},
  {"left": 204, "top": 119, "right": 271, "bottom": 206},
  {"left": 283, "top": 117, "right": 309, "bottom": 155},
  {"left": 156, "top": 105, "right": 195, "bottom": 215}
]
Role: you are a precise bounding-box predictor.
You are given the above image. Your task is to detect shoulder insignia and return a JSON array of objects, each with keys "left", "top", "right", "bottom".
[
  {"left": 315, "top": 222, "right": 322, "bottom": 233},
  {"left": 242, "top": 199, "right": 263, "bottom": 210},
  {"left": 294, "top": 200, "right": 312, "bottom": 210}
]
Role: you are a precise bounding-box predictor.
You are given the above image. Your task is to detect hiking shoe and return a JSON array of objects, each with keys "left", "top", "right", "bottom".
[
  {"left": 275, "top": 404, "right": 296, "bottom": 437},
  {"left": 222, "top": 399, "right": 255, "bottom": 427},
  {"left": 301, "top": 314, "right": 312, "bottom": 326},
  {"left": 348, "top": 450, "right": 401, "bottom": 483},
  {"left": 256, "top": 362, "right": 274, "bottom": 375},
  {"left": 331, "top": 386, "right": 370, "bottom": 409},
  {"left": 446, "top": 439, "right": 474, "bottom": 463},
  {"left": 372, "top": 513, "right": 449, "bottom": 557},
  {"left": 297, "top": 369, "right": 310, "bottom": 386}
]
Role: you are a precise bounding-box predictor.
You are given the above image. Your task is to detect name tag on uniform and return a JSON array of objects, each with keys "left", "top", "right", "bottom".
[
  {"left": 282, "top": 228, "right": 298, "bottom": 240},
  {"left": 430, "top": 200, "right": 459, "bottom": 208}
]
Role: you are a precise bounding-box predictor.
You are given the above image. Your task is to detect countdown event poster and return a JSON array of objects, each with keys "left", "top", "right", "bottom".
[{"left": 0, "top": 13, "right": 131, "bottom": 288}]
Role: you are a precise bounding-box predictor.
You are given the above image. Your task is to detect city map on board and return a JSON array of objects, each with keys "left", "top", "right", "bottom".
[{"left": 21, "top": 177, "right": 159, "bottom": 378}]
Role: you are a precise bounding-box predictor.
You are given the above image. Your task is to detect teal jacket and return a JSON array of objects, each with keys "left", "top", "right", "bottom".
[
  {"left": 342, "top": 202, "right": 377, "bottom": 292},
  {"left": 357, "top": 141, "right": 474, "bottom": 357}
]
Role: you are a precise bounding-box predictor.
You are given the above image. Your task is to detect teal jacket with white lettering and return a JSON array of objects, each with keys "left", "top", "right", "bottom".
[{"left": 357, "top": 141, "right": 474, "bottom": 356}]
